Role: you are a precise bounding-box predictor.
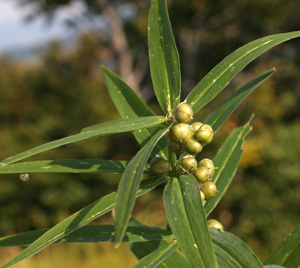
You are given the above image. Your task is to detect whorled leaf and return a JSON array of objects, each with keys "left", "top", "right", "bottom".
[
  {"left": 128, "top": 218, "right": 189, "bottom": 268},
  {"left": 164, "top": 174, "right": 218, "bottom": 268},
  {"left": 186, "top": 31, "right": 300, "bottom": 114},
  {"left": 204, "top": 68, "right": 275, "bottom": 133},
  {"left": 264, "top": 224, "right": 300, "bottom": 268},
  {"left": 114, "top": 127, "right": 170, "bottom": 245},
  {"left": 204, "top": 120, "right": 252, "bottom": 216},
  {"left": 0, "top": 116, "right": 164, "bottom": 165},
  {"left": 148, "top": 0, "right": 181, "bottom": 115},
  {"left": 0, "top": 225, "right": 174, "bottom": 247},
  {"left": 210, "top": 228, "right": 264, "bottom": 267},
  {"left": 101, "top": 65, "right": 168, "bottom": 159},
  {"left": 0, "top": 159, "right": 132, "bottom": 174},
  {"left": 132, "top": 240, "right": 179, "bottom": 268}
]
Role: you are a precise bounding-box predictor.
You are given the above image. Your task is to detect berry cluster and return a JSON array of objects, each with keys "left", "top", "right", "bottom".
[
  {"left": 149, "top": 102, "right": 217, "bottom": 202},
  {"left": 181, "top": 156, "right": 217, "bottom": 201},
  {"left": 167, "top": 102, "right": 213, "bottom": 155}
]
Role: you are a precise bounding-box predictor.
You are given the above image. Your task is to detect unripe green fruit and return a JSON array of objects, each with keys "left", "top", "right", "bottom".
[
  {"left": 175, "top": 103, "right": 193, "bottom": 123},
  {"left": 180, "top": 155, "right": 198, "bottom": 172},
  {"left": 199, "top": 158, "right": 215, "bottom": 177},
  {"left": 182, "top": 138, "right": 202, "bottom": 155},
  {"left": 201, "top": 181, "right": 217, "bottom": 200},
  {"left": 191, "top": 122, "right": 203, "bottom": 133},
  {"left": 150, "top": 157, "right": 171, "bottom": 175},
  {"left": 195, "top": 124, "right": 213, "bottom": 144},
  {"left": 169, "top": 123, "right": 192, "bottom": 142},
  {"left": 207, "top": 219, "right": 224, "bottom": 232},
  {"left": 167, "top": 140, "right": 184, "bottom": 154},
  {"left": 194, "top": 166, "right": 210, "bottom": 182},
  {"left": 200, "top": 191, "right": 205, "bottom": 203}
]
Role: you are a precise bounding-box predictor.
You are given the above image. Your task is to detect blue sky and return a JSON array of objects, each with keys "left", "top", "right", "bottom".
[{"left": 0, "top": 0, "right": 82, "bottom": 54}]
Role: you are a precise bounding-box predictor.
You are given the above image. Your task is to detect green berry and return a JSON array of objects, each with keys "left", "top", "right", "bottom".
[
  {"left": 195, "top": 124, "right": 213, "bottom": 144},
  {"left": 191, "top": 122, "right": 203, "bottom": 133},
  {"left": 169, "top": 123, "right": 192, "bottom": 142},
  {"left": 201, "top": 181, "right": 217, "bottom": 200},
  {"left": 199, "top": 158, "right": 215, "bottom": 177},
  {"left": 200, "top": 190, "right": 205, "bottom": 203},
  {"left": 168, "top": 140, "right": 184, "bottom": 154},
  {"left": 194, "top": 166, "right": 210, "bottom": 182},
  {"left": 175, "top": 102, "right": 193, "bottom": 123},
  {"left": 150, "top": 157, "right": 171, "bottom": 175},
  {"left": 180, "top": 155, "right": 198, "bottom": 172},
  {"left": 182, "top": 138, "right": 202, "bottom": 155},
  {"left": 207, "top": 219, "right": 224, "bottom": 232}
]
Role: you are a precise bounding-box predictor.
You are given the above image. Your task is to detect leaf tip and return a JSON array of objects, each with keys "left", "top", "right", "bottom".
[
  {"left": 247, "top": 113, "right": 255, "bottom": 126},
  {"left": 114, "top": 242, "right": 121, "bottom": 249}
]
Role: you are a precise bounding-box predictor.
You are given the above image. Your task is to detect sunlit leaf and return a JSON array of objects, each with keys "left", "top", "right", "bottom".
[
  {"left": 115, "top": 127, "right": 169, "bottom": 245},
  {"left": 204, "top": 120, "right": 252, "bottom": 216},
  {"left": 1, "top": 116, "right": 164, "bottom": 165},
  {"left": 101, "top": 66, "right": 168, "bottom": 159},
  {"left": 0, "top": 159, "right": 132, "bottom": 174},
  {"left": 128, "top": 218, "right": 189, "bottom": 268},
  {"left": 186, "top": 31, "right": 300, "bottom": 114},
  {"left": 148, "top": 0, "right": 181, "bottom": 114},
  {"left": 164, "top": 174, "right": 218, "bottom": 268},
  {"left": 0, "top": 225, "right": 173, "bottom": 247},
  {"left": 133, "top": 240, "right": 178, "bottom": 268},
  {"left": 211, "top": 228, "right": 264, "bottom": 267},
  {"left": 264, "top": 224, "right": 300, "bottom": 268},
  {"left": 204, "top": 68, "right": 275, "bottom": 132}
]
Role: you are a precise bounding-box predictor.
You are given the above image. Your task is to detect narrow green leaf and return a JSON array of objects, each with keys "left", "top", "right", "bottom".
[
  {"left": 0, "top": 175, "right": 168, "bottom": 268},
  {"left": 264, "top": 224, "right": 300, "bottom": 268},
  {"left": 115, "top": 127, "right": 169, "bottom": 245},
  {"left": 148, "top": 0, "right": 181, "bottom": 114},
  {"left": 0, "top": 225, "right": 174, "bottom": 247},
  {"left": 204, "top": 68, "right": 275, "bottom": 132},
  {"left": 186, "top": 31, "right": 300, "bottom": 114},
  {"left": 1, "top": 116, "right": 164, "bottom": 165},
  {"left": 101, "top": 65, "right": 168, "bottom": 159},
  {"left": 0, "top": 160, "right": 132, "bottom": 174},
  {"left": 264, "top": 265, "right": 286, "bottom": 268},
  {"left": 204, "top": 120, "right": 252, "bottom": 216},
  {"left": 133, "top": 240, "right": 178, "bottom": 268},
  {"left": 164, "top": 174, "right": 218, "bottom": 268},
  {"left": 128, "top": 218, "right": 189, "bottom": 268},
  {"left": 210, "top": 228, "right": 264, "bottom": 268}
]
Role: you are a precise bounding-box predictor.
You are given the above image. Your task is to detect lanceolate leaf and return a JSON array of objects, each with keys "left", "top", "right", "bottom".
[
  {"left": 128, "top": 218, "right": 189, "bottom": 268},
  {"left": 0, "top": 225, "right": 174, "bottom": 247},
  {"left": 204, "top": 120, "right": 252, "bottom": 216},
  {"left": 264, "top": 264, "right": 286, "bottom": 268},
  {"left": 164, "top": 174, "right": 218, "bottom": 268},
  {"left": 0, "top": 175, "right": 168, "bottom": 268},
  {"left": 148, "top": 0, "right": 181, "bottom": 114},
  {"left": 115, "top": 127, "right": 170, "bottom": 245},
  {"left": 204, "top": 68, "right": 275, "bottom": 132},
  {"left": 186, "top": 31, "right": 300, "bottom": 114},
  {"left": 133, "top": 240, "right": 178, "bottom": 268},
  {"left": 210, "top": 228, "right": 264, "bottom": 268},
  {"left": 1, "top": 116, "right": 164, "bottom": 165},
  {"left": 264, "top": 224, "right": 300, "bottom": 268},
  {"left": 0, "top": 160, "right": 131, "bottom": 174},
  {"left": 101, "top": 65, "right": 168, "bottom": 159}
]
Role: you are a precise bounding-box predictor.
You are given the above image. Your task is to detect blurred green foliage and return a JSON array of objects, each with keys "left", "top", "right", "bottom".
[{"left": 1, "top": 0, "right": 300, "bottom": 260}]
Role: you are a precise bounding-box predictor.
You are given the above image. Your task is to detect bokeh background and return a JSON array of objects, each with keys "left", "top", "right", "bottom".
[{"left": 0, "top": 0, "right": 300, "bottom": 267}]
